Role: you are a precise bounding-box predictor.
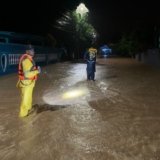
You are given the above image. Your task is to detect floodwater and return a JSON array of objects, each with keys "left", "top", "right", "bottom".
[{"left": 0, "top": 57, "right": 160, "bottom": 160}]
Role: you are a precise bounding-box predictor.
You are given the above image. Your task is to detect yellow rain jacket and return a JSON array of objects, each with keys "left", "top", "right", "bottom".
[{"left": 16, "top": 54, "right": 39, "bottom": 88}]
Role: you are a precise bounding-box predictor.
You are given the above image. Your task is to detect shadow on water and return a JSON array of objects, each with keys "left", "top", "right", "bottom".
[{"left": 31, "top": 104, "right": 68, "bottom": 114}]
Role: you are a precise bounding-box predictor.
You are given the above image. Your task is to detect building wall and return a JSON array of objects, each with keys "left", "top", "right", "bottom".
[{"left": 135, "top": 49, "right": 160, "bottom": 67}]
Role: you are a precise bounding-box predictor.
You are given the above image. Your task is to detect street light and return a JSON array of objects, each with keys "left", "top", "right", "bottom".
[
  {"left": 76, "top": 3, "right": 89, "bottom": 59},
  {"left": 76, "top": 3, "right": 89, "bottom": 18}
]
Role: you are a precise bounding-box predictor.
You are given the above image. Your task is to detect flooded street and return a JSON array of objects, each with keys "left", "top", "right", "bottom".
[{"left": 0, "top": 57, "right": 160, "bottom": 160}]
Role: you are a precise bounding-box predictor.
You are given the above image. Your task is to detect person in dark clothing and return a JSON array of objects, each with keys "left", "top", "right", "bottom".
[{"left": 84, "top": 47, "right": 97, "bottom": 81}]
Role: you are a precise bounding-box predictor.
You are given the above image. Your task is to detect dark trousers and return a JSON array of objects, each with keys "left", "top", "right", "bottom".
[{"left": 87, "top": 70, "right": 95, "bottom": 80}]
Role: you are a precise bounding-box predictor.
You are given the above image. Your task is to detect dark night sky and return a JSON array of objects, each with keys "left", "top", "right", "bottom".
[{"left": 1, "top": 0, "right": 160, "bottom": 45}]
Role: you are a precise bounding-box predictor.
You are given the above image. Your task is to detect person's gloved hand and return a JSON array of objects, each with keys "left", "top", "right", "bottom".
[{"left": 37, "top": 66, "right": 41, "bottom": 73}]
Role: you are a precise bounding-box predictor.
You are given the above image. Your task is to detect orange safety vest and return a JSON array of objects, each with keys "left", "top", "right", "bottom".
[{"left": 18, "top": 54, "right": 37, "bottom": 80}]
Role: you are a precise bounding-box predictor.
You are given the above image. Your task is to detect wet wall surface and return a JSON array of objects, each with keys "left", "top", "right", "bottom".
[{"left": 0, "top": 58, "right": 160, "bottom": 160}]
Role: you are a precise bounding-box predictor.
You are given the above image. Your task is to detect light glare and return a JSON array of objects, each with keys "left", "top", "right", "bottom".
[
  {"left": 76, "top": 3, "right": 89, "bottom": 17},
  {"left": 62, "top": 89, "right": 86, "bottom": 99}
]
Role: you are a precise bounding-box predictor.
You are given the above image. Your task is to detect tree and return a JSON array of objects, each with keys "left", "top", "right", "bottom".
[
  {"left": 114, "top": 26, "right": 154, "bottom": 57},
  {"left": 113, "top": 33, "right": 129, "bottom": 57},
  {"left": 128, "top": 26, "right": 154, "bottom": 57},
  {"left": 53, "top": 10, "right": 97, "bottom": 59},
  {"left": 46, "top": 33, "right": 57, "bottom": 49}
]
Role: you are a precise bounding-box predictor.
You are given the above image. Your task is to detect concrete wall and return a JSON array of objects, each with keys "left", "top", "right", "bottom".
[{"left": 135, "top": 49, "right": 160, "bottom": 67}]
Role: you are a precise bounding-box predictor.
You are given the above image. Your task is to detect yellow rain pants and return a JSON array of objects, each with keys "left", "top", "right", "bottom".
[
  {"left": 17, "top": 55, "right": 39, "bottom": 117},
  {"left": 19, "top": 85, "right": 34, "bottom": 117}
]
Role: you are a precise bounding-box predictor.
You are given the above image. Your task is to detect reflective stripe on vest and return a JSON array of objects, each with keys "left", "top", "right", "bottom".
[{"left": 18, "top": 54, "right": 37, "bottom": 80}]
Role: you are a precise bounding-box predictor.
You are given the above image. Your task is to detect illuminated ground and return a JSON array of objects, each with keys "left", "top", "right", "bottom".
[{"left": 0, "top": 57, "right": 160, "bottom": 159}]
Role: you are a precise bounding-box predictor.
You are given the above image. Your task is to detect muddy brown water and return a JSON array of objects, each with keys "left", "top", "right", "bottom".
[{"left": 0, "top": 57, "right": 160, "bottom": 160}]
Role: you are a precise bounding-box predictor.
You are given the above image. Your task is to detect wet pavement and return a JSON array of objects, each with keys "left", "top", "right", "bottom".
[{"left": 0, "top": 57, "right": 160, "bottom": 160}]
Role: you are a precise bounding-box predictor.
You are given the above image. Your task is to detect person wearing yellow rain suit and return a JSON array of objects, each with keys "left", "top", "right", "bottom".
[{"left": 16, "top": 45, "right": 41, "bottom": 117}]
